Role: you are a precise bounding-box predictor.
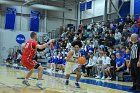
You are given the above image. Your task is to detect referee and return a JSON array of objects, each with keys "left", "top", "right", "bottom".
[{"left": 130, "top": 34, "right": 140, "bottom": 92}]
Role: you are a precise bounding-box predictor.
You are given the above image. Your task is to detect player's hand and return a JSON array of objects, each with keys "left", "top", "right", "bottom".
[
  {"left": 49, "top": 39, "right": 55, "bottom": 43},
  {"left": 116, "top": 67, "right": 120, "bottom": 71},
  {"left": 137, "top": 61, "right": 140, "bottom": 67}
]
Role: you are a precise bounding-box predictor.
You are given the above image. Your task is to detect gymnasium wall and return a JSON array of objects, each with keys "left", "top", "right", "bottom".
[
  {"left": 81, "top": 0, "right": 118, "bottom": 21},
  {"left": 0, "top": 29, "right": 47, "bottom": 60},
  {"left": 0, "top": 3, "right": 77, "bottom": 32}
]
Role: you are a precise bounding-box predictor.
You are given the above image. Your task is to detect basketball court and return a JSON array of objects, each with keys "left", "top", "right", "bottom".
[
  {"left": 0, "top": 64, "right": 133, "bottom": 93},
  {"left": 0, "top": 0, "right": 139, "bottom": 93}
]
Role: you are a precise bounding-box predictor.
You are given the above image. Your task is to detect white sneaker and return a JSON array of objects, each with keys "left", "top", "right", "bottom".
[
  {"left": 101, "top": 76, "right": 105, "bottom": 80},
  {"left": 36, "top": 82, "right": 45, "bottom": 89},
  {"left": 106, "top": 77, "right": 111, "bottom": 80},
  {"left": 95, "top": 76, "right": 100, "bottom": 79}
]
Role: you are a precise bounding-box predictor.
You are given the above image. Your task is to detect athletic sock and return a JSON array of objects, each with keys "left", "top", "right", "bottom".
[{"left": 37, "top": 80, "right": 42, "bottom": 84}]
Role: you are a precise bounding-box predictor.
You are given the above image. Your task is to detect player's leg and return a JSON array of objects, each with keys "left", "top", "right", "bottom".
[
  {"left": 35, "top": 64, "right": 45, "bottom": 89},
  {"left": 65, "top": 73, "right": 71, "bottom": 85},
  {"left": 26, "top": 69, "right": 35, "bottom": 79},
  {"left": 65, "top": 63, "right": 72, "bottom": 85},
  {"left": 21, "top": 60, "right": 35, "bottom": 86},
  {"left": 22, "top": 69, "right": 34, "bottom": 86},
  {"left": 75, "top": 68, "right": 81, "bottom": 88}
]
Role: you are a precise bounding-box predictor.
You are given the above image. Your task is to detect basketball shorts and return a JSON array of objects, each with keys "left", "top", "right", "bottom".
[
  {"left": 21, "top": 59, "right": 40, "bottom": 70},
  {"left": 65, "top": 62, "right": 80, "bottom": 75}
]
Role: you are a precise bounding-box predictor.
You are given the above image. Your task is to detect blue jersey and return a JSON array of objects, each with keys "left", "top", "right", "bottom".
[
  {"left": 63, "top": 59, "right": 66, "bottom": 65},
  {"left": 125, "top": 53, "right": 130, "bottom": 60},
  {"left": 48, "top": 57, "right": 54, "bottom": 63},
  {"left": 53, "top": 56, "right": 58, "bottom": 64},
  {"left": 79, "top": 49, "right": 86, "bottom": 56},
  {"left": 57, "top": 57, "right": 65, "bottom": 64},
  {"left": 116, "top": 57, "right": 125, "bottom": 67}
]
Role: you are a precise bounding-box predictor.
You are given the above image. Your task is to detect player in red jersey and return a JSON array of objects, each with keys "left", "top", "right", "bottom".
[{"left": 21, "top": 32, "right": 54, "bottom": 89}]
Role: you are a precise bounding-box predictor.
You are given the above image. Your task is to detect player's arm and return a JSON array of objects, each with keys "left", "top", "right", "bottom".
[
  {"left": 66, "top": 51, "right": 74, "bottom": 62},
  {"left": 36, "top": 43, "right": 49, "bottom": 50},
  {"left": 36, "top": 39, "right": 55, "bottom": 49}
]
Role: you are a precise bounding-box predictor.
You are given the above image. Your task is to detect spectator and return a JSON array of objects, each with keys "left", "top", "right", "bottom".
[
  {"left": 110, "top": 54, "right": 116, "bottom": 80},
  {"left": 95, "top": 51, "right": 103, "bottom": 79},
  {"left": 115, "top": 53, "right": 125, "bottom": 72},
  {"left": 101, "top": 52, "right": 111, "bottom": 80},
  {"left": 121, "top": 47, "right": 126, "bottom": 58},
  {"left": 125, "top": 15, "right": 132, "bottom": 25},
  {"left": 125, "top": 47, "right": 131, "bottom": 73},
  {"left": 105, "top": 53, "right": 116, "bottom": 80},
  {"left": 114, "top": 29, "right": 122, "bottom": 45},
  {"left": 85, "top": 52, "right": 97, "bottom": 77},
  {"left": 109, "top": 47, "right": 115, "bottom": 56},
  {"left": 16, "top": 50, "right": 22, "bottom": 65},
  {"left": 131, "top": 15, "right": 137, "bottom": 24},
  {"left": 130, "top": 24, "right": 139, "bottom": 34}
]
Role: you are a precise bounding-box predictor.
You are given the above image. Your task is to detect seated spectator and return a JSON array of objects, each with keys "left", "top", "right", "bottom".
[
  {"left": 6, "top": 54, "right": 12, "bottom": 63},
  {"left": 125, "top": 47, "right": 131, "bottom": 73},
  {"left": 121, "top": 46, "right": 126, "bottom": 58},
  {"left": 105, "top": 53, "right": 116, "bottom": 80},
  {"left": 109, "top": 33, "right": 115, "bottom": 46},
  {"left": 109, "top": 47, "right": 115, "bottom": 56},
  {"left": 85, "top": 52, "right": 97, "bottom": 77},
  {"left": 131, "top": 15, "right": 137, "bottom": 24},
  {"left": 95, "top": 51, "right": 103, "bottom": 79},
  {"left": 130, "top": 24, "right": 139, "bottom": 34},
  {"left": 48, "top": 53, "right": 54, "bottom": 69},
  {"left": 115, "top": 46, "right": 122, "bottom": 55},
  {"left": 101, "top": 52, "right": 111, "bottom": 80},
  {"left": 114, "top": 29, "right": 122, "bottom": 45},
  {"left": 125, "top": 15, "right": 132, "bottom": 25},
  {"left": 16, "top": 50, "right": 22, "bottom": 65},
  {"left": 118, "top": 22, "right": 124, "bottom": 31},
  {"left": 115, "top": 53, "right": 125, "bottom": 72},
  {"left": 51, "top": 52, "right": 58, "bottom": 71},
  {"left": 57, "top": 53, "right": 65, "bottom": 73}
]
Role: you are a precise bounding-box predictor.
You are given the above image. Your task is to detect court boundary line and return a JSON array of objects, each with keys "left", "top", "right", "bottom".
[{"left": 0, "top": 64, "right": 134, "bottom": 93}]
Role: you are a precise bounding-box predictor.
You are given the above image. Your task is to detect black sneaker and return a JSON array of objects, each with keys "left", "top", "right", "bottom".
[
  {"left": 129, "top": 86, "right": 136, "bottom": 91},
  {"left": 136, "top": 88, "right": 140, "bottom": 92},
  {"left": 22, "top": 80, "right": 30, "bottom": 86}
]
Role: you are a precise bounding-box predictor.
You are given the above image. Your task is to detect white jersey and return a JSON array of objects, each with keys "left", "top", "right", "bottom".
[{"left": 65, "top": 50, "right": 80, "bottom": 75}]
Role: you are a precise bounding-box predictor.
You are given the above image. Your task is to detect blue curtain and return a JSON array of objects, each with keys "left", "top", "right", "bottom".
[
  {"left": 30, "top": 10, "right": 40, "bottom": 32},
  {"left": 134, "top": 0, "right": 140, "bottom": 20},
  {"left": 80, "top": 3, "right": 86, "bottom": 12},
  {"left": 86, "top": 1, "right": 92, "bottom": 10},
  {"left": 118, "top": 0, "right": 130, "bottom": 18},
  {"left": 5, "top": 7, "right": 16, "bottom": 30}
]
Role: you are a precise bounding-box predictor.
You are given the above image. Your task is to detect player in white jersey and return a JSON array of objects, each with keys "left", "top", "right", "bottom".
[{"left": 65, "top": 40, "right": 83, "bottom": 88}]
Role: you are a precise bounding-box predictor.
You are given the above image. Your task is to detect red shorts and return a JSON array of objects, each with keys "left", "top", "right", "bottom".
[{"left": 21, "top": 59, "right": 37, "bottom": 70}]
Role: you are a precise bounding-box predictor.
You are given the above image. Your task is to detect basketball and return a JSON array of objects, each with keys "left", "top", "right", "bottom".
[{"left": 78, "top": 56, "right": 86, "bottom": 65}]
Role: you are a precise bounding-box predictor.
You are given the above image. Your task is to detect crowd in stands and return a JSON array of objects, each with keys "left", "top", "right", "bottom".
[
  {"left": 46, "top": 15, "right": 140, "bottom": 81},
  {"left": 6, "top": 49, "right": 22, "bottom": 66},
  {"left": 6, "top": 15, "right": 140, "bottom": 81}
]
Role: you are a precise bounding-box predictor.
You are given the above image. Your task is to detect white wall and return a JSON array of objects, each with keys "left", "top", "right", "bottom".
[
  {"left": 0, "top": 29, "right": 47, "bottom": 59},
  {"left": 81, "top": 0, "right": 105, "bottom": 19},
  {"left": 81, "top": 0, "right": 118, "bottom": 20}
]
